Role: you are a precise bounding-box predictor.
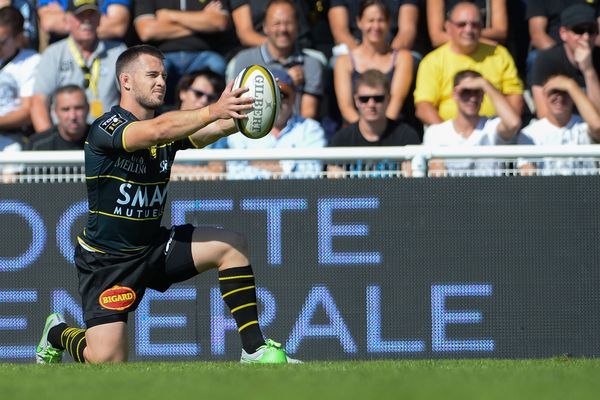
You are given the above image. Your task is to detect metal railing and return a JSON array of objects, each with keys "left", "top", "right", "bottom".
[{"left": 2, "top": 145, "right": 600, "bottom": 182}]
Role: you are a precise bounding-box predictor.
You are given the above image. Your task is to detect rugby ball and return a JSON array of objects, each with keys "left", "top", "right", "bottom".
[{"left": 233, "top": 65, "right": 280, "bottom": 139}]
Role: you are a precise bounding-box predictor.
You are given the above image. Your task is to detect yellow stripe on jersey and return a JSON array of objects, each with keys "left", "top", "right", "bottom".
[
  {"left": 218, "top": 275, "right": 254, "bottom": 281},
  {"left": 85, "top": 175, "right": 168, "bottom": 185},
  {"left": 89, "top": 210, "right": 163, "bottom": 221},
  {"left": 77, "top": 236, "right": 107, "bottom": 253}
]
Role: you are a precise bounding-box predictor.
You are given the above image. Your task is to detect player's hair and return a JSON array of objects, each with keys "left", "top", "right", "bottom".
[
  {"left": 355, "top": 69, "right": 390, "bottom": 95},
  {"left": 358, "top": 0, "right": 390, "bottom": 21},
  {"left": 0, "top": 6, "right": 24, "bottom": 36},
  {"left": 453, "top": 69, "right": 482, "bottom": 87},
  {"left": 174, "top": 69, "right": 225, "bottom": 109},
  {"left": 115, "top": 45, "right": 165, "bottom": 83}
]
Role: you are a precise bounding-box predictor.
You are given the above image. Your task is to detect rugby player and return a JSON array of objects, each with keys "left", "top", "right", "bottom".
[{"left": 35, "top": 44, "right": 298, "bottom": 364}]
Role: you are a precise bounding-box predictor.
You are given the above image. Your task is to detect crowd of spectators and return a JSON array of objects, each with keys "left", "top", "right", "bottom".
[{"left": 2, "top": 0, "right": 600, "bottom": 178}]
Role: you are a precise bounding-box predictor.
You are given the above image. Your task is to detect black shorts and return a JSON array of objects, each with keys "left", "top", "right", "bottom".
[{"left": 74, "top": 224, "right": 197, "bottom": 328}]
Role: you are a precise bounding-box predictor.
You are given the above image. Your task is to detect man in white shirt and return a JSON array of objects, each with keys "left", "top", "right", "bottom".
[
  {"left": 423, "top": 69, "right": 521, "bottom": 176},
  {"left": 226, "top": 69, "right": 326, "bottom": 179},
  {"left": 519, "top": 74, "right": 600, "bottom": 175},
  {"left": 0, "top": 6, "right": 40, "bottom": 147}
]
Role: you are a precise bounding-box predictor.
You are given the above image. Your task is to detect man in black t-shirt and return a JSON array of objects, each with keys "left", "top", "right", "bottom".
[
  {"left": 530, "top": 3, "right": 600, "bottom": 118},
  {"left": 35, "top": 45, "right": 299, "bottom": 365},
  {"left": 27, "top": 85, "right": 89, "bottom": 151},
  {"left": 328, "top": 69, "right": 420, "bottom": 175}
]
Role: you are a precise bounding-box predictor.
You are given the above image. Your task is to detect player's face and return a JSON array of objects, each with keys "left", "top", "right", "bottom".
[
  {"left": 179, "top": 76, "right": 218, "bottom": 110},
  {"left": 354, "top": 84, "right": 388, "bottom": 122},
  {"left": 264, "top": 3, "right": 298, "bottom": 51},
  {"left": 446, "top": 4, "right": 481, "bottom": 53},
  {"left": 131, "top": 54, "right": 167, "bottom": 110},
  {"left": 55, "top": 90, "right": 89, "bottom": 139},
  {"left": 357, "top": 5, "right": 390, "bottom": 44}
]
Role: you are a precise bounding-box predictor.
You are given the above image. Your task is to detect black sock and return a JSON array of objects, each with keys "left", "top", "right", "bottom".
[
  {"left": 48, "top": 323, "right": 67, "bottom": 349},
  {"left": 219, "top": 266, "right": 265, "bottom": 353},
  {"left": 59, "top": 326, "right": 87, "bottom": 363}
]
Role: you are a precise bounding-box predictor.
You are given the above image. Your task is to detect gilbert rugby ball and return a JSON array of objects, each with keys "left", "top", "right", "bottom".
[{"left": 233, "top": 65, "right": 280, "bottom": 139}]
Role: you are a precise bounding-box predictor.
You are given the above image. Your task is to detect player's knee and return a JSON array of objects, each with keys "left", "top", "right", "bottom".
[
  {"left": 84, "top": 343, "right": 127, "bottom": 364},
  {"left": 228, "top": 230, "right": 249, "bottom": 254}
]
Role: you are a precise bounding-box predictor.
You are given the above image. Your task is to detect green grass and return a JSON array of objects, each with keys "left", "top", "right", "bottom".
[{"left": 1, "top": 359, "right": 599, "bottom": 400}]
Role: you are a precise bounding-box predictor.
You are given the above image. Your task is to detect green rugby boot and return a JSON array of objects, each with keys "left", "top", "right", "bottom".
[
  {"left": 240, "top": 339, "right": 301, "bottom": 364},
  {"left": 36, "top": 313, "right": 65, "bottom": 364}
]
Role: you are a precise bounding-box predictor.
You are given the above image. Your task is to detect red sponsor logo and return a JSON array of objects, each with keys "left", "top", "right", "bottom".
[{"left": 99, "top": 286, "right": 136, "bottom": 310}]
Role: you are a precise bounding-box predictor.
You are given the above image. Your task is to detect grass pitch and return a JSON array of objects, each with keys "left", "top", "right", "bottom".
[{"left": 1, "top": 359, "right": 599, "bottom": 400}]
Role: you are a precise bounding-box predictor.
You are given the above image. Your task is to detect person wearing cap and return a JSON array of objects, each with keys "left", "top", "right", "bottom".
[
  {"left": 30, "top": 0, "right": 126, "bottom": 133},
  {"left": 530, "top": 3, "right": 600, "bottom": 119},
  {"left": 37, "top": 0, "right": 132, "bottom": 44},
  {"left": 226, "top": 68, "right": 326, "bottom": 179}
]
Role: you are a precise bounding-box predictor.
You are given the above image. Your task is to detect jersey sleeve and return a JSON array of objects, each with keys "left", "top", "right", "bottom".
[{"left": 89, "top": 113, "right": 134, "bottom": 151}]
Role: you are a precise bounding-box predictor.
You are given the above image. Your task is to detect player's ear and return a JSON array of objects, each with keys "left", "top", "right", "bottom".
[{"left": 120, "top": 73, "right": 131, "bottom": 91}]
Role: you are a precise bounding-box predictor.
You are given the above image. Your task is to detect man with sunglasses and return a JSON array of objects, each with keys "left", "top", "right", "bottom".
[
  {"left": 414, "top": 1, "right": 523, "bottom": 127},
  {"left": 328, "top": 69, "right": 420, "bottom": 175},
  {"left": 30, "top": 0, "right": 126, "bottom": 133},
  {"left": 531, "top": 4, "right": 600, "bottom": 119},
  {"left": 423, "top": 70, "right": 521, "bottom": 176}
]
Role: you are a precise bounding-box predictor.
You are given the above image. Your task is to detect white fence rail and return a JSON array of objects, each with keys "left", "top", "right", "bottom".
[{"left": 2, "top": 145, "right": 600, "bottom": 181}]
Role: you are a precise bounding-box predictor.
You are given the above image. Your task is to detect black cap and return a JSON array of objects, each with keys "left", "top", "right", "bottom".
[
  {"left": 560, "top": 4, "right": 596, "bottom": 28},
  {"left": 67, "top": 0, "right": 99, "bottom": 15}
]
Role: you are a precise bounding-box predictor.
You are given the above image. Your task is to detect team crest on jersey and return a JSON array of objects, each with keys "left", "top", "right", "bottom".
[
  {"left": 99, "top": 285, "right": 136, "bottom": 310},
  {"left": 99, "top": 115, "right": 127, "bottom": 136},
  {"left": 149, "top": 145, "right": 157, "bottom": 158}
]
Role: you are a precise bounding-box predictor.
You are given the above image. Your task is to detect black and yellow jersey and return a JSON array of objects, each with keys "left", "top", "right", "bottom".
[{"left": 79, "top": 105, "right": 196, "bottom": 253}]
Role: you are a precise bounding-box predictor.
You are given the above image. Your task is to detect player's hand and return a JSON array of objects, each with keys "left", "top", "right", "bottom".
[{"left": 208, "top": 80, "right": 254, "bottom": 120}]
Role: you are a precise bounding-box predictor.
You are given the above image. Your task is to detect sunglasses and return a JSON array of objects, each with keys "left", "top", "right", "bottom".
[
  {"left": 450, "top": 20, "right": 482, "bottom": 29},
  {"left": 357, "top": 95, "right": 385, "bottom": 104},
  {"left": 459, "top": 89, "right": 483, "bottom": 99},
  {"left": 189, "top": 88, "right": 218, "bottom": 102},
  {"left": 570, "top": 24, "right": 599, "bottom": 35}
]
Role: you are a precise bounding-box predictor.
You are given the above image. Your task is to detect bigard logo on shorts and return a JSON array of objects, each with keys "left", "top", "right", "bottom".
[
  {"left": 99, "top": 285, "right": 136, "bottom": 310},
  {"left": 99, "top": 115, "right": 127, "bottom": 136}
]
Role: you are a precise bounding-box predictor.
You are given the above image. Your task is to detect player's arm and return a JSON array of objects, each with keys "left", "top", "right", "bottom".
[{"left": 123, "top": 82, "right": 252, "bottom": 151}]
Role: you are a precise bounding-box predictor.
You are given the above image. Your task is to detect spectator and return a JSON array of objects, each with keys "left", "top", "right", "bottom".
[
  {"left": 1, "top": 0, "right": 38, "bottom": 50},
  {"left": 334, "top": 0, "right": 416, "bottom": 128},
  {"left": 27, "top": 85, "right": 88, "bottom": 150},
  {"left": 530, "top": 4, "right": 600, "bottom": 119},
  {"left": 328, "top": 0, "right": 419, "bottom": 54},
  {"left": 414, "top": 1, "right": 523, "bottom": 126},
  {"left": 173, "top": 69, "right": 227, "bottom": 178},
  {"left": 229, "top": 0, "right": 324, "bottom": 120},
  {"left": 0, "top": 5, "right": 40, "bottom": 146},
  {"left": 37, "top": 0, "right": 132, "bottom": 43},
  {"left": 426, "top": 0, "right": 508, "bottom": 48},
  {"left": 226, "top": 69, "right": 326, "bottom": 179},
  {"left": 30, "top": 0, "right": 125, "bottom": 132},
  {"left": 133, "top": 0, "right": 229, "bottom": 105},
  {"left": 328, "top": 69, "right": 420, "bottom": 176},
  {"left": 423, "top": 70, "right": 521, "bottom": 176},
  {"left": 519, "top": 75, "right": 600, "bottom": 175},
  {"left": 527, "top": 0, "right": 600, "bottom": 52}
]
